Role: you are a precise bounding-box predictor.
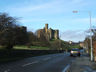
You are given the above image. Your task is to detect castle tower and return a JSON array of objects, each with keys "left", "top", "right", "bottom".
[
  {"left": 45, "top": 24, "right": 48, "bottom": 33},
  {"left": 49, "top": 28, "right": 53, "bottom": 40},
  {"left": 45, "top": 24, "right": 48, "bottom": 29},
  {"left": 54, "top": 30, "right": 59, "bottom": 39}
]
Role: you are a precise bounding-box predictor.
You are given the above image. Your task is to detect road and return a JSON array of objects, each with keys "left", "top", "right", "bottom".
[{"left": 0, "top": 53, "right": 75, "bottom": 72}]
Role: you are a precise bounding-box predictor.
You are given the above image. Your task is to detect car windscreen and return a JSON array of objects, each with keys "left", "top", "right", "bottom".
[{"left": 72, "top": 49, "right": 79, "bottom": 51}]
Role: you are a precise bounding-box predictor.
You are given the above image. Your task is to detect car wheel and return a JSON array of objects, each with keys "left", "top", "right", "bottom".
[
  {"left": 70, "top": 54, "right": 73, "bottom": 57},
  {"left": 78, "top": 54, "right": 80, "bottom": 57}
]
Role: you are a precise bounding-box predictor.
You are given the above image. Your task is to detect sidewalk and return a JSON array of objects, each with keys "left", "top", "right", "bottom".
[{"left": 69, "top": 54, "right": 96, "bottom": 72}]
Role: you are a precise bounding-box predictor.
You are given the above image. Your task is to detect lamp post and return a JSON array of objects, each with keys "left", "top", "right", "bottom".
[{"left": 73, "top": 11, "right": 93, "bottom": 61}]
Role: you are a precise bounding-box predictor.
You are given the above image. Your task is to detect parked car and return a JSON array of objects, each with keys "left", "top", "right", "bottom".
[{"left": 70, "top": 49, "right": 81, "bottom": 57}]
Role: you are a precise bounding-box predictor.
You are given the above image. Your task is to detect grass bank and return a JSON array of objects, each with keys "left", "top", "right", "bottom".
[{"left": 14, "top": 45, "right": 50, "bottom": 50}]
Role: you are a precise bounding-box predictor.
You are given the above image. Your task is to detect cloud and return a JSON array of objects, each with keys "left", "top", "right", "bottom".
[
  {"left": 9, "top": 3, "right": 50, "bottom": 12},
  {"left": 5, "top": 0, "right": 88, "bottom": 17},
  {"left": 60, "top": 30, "right": 86, "bottom": 42},
  {"left": 20, "top": 18, "right": 47, "bottom": 23},
  {"left": 6, "top": 0, "right": 60, "bottom": 15},
  {"left": 74, "top": 18, "right": 96, "bottom": 23},
  {"left": 64, "top": 18, "right": 96, "bottom": 26},
  {"left": 74, "top": 18, "right": 96, "bottom": 27},
  {"left": 71, "top": 0, "right": 84, "bottom": 4}
]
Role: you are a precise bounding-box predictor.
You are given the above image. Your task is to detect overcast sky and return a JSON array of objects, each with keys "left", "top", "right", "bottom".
[{"left": 0, "top": 0, "right": 96, "bottom": 42}]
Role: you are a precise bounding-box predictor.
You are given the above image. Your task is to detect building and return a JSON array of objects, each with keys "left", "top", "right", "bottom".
[
  {"left": 69, "top": 40, "right": 72, "bottom": 44},
  {"left": 37, "top": 24, "right": 59, "bottom": 40},
  {"left": 79, "top": 42, "right": 84, "bottom": 48},
  {"left": 93, "top": 41, "right": 96, "bottom": 61}
]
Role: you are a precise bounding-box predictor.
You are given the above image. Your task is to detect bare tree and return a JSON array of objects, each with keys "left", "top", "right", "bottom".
[{"left": 0, "top": 13, "right": 18, "bottom": 49}]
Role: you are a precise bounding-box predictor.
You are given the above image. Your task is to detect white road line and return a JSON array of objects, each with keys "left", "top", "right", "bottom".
[
  {"left": 43, "top": 57, "right": 51, "bottom": 61},
  {"left": 62, "top": 64, "right": 70, "bottom": 72},
  {"left": 4, "top": 69, "right": 11, "bottom": 72},
  {"left": 22, "top": 61, "right": 39, "bottom": 67}
]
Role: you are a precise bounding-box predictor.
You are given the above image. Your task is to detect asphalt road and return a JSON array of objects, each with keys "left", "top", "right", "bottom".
[{"left": 0, "top": 53, "right": 75, "bottom": 72}]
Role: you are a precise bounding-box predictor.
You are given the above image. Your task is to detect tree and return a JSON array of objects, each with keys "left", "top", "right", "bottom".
[
  {"left": 27, "top": 32, "right": 38, "bottom": 47},
  {"left": 13, "top": 26, "right": 28, "bottom": 45},
  {"left": 0, "top": 13, "right": 18, "bottom": 49},
  {"left": 50, "top": 40, "right": 60, "bottom": 50}
]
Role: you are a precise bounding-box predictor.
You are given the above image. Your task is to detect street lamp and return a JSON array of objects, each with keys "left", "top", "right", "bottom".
[{"left": 73, "top": 10, "right": 93, "bottom": 61}]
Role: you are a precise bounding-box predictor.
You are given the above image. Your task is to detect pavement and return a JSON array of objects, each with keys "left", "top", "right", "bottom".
[{"left": 69, "top": 54, "right": 96, "bottom": 72}]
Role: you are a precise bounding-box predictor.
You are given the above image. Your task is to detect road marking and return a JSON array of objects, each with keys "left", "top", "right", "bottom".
[
  {"left": 43, "top": 57, "right": 51, "bottom": 61},
  {"left": 62, "top": 64, "right": 70, "bottom": 72},
  {"left": 4, "top": 69, "right": 11, "bottom": 72},
  {"left": 22, "top": 61, "right": 39, "bottom": 67}
]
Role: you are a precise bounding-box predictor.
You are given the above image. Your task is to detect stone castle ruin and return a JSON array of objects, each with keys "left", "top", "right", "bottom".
[{"left": 37, "top": 24, "right": 59, "bottom": 40}]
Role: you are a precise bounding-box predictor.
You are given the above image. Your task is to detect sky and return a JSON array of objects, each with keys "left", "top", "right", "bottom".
[{"left": 0, "top": 0, "right": 96, "bottom": 42}]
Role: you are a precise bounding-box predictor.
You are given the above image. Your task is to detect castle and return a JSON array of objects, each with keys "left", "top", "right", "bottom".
[{"left": 37, "top": 24, "right": 59, "bottom": 40}]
